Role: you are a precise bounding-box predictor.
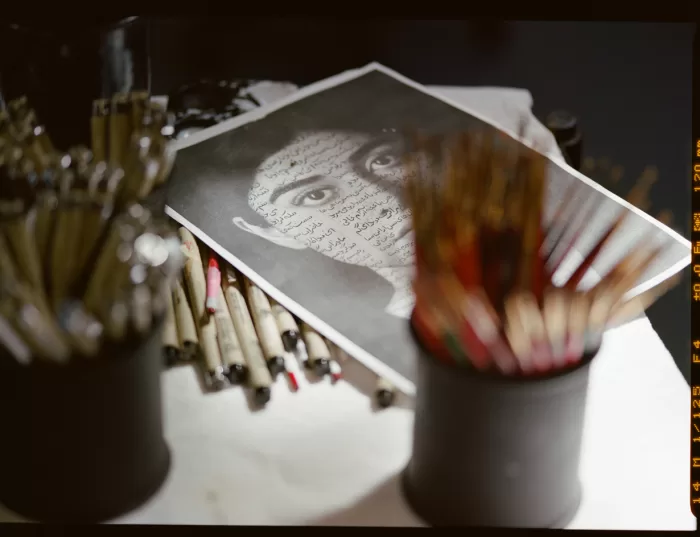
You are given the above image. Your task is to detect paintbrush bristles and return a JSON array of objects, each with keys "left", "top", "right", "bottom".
[{"left": 406, "top": 128, "right": 680, "bottom": 377}]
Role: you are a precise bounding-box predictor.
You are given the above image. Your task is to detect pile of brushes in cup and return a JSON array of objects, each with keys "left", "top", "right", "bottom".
[
  {"left": 406, "top": 128, "right": 680, "bottom": 377},
  {"left": 0, "top": 94, "right": 182, "bottom": 366}
]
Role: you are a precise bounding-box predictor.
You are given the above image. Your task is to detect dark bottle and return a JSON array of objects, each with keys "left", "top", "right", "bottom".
[{"left": 546, "top": 110, "right": 582, "bottom": 171}]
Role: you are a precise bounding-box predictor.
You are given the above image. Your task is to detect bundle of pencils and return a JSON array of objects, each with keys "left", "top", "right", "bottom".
[
  {"left": 406, "top": 129, "right": 681, "bottom": 376},
  {"left": 89, "top": 92, "right": 176, "bottom": 205},
  {"left": 0, "top": 95, "right": 182, "bottom": 366},
  {"left": 166, "top": 229, "right": 357, "bottom": 405}
]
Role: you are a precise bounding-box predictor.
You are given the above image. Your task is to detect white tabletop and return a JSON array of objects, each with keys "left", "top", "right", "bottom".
[
  {"left": 104, "top": 316, "right": 692, "bottom": 530},
  {"left": 0, "top": 86, "right": 694, "bottom": 530}
]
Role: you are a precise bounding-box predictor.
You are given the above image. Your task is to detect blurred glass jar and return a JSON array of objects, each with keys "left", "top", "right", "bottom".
[{"left": 0, "top": 17, "right": 151, "bottom": 150}]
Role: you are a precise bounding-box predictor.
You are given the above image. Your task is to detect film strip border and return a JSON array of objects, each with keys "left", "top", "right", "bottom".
[
  {"left": 692, "top": 51, "right": 700, "bottom": 516},
  {"left": 693, "top": 159, "right": 700, "bottom": 516}
]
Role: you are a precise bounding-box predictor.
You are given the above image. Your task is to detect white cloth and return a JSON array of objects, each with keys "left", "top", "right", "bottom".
[
  {"left": 428, "top": 85, "right": 564, "bottom": 164},
  {"left": 0, "top": 86, "right": 692, "bottom": 530}
]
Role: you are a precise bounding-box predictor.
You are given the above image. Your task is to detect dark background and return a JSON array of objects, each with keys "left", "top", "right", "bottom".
[{"left": 2, "top": 18, "right": 695, "bottom": 382}]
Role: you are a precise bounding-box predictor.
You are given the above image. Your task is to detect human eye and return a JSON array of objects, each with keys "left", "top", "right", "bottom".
[
  {"left": 292, "top": 185, "right": 339, "bottom": 207},
  {"left": 364, "top": 144, "right": 402, "bottom": 173}
]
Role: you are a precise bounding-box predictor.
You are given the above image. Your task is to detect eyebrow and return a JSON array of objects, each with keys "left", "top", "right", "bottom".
[
  {"left": 269, "top": 175, "right": 324, "bottom": 204},
  {"left": 349, "top": 133, "right": 398, "bottom": 165},
  {"left": 348, "top": 133, "right": 404, "bottom": 179},
  {"left": 267, "top": 133, "right": 404, "bottom": 204}
]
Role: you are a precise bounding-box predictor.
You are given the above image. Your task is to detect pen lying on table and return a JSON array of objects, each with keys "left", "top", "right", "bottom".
[{"left": 165, "top": 228, "right": 403, "bottom": 408}]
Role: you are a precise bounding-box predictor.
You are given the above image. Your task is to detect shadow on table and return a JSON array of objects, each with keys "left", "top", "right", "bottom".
[{"left": 310, "top": 473, "right": 423, "bottom": 527}]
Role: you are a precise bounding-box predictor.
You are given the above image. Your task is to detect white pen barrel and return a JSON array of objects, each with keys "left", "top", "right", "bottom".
[
  {"left": 172, "top": 277, "right": 198, "bottom": 358},
  {"left": 214, "top": 291, "right": 245, "bottom": 366},
  {"left": 162, "top": 284, "right": 181, "bottom": 363},
  {"left": 224, "top": 284, "right": 272, "bottom": 391},
  {"left": 302, "top": 325, "right": 330, "bottom": 360},
  {"left": 271, "top": 302, "right": 300, "bottom": 351},
  {"left": 246, "top": 282, "right": 285, "bottom": 375},
  {"left": 301, "top": 323, "right": 331, "bottom": 376},
  {"left": 272, "top": 303, "right": 297, "bottom": 333},
  {"left": 179, "top": 227, "right": 225, "bottom": 388}
]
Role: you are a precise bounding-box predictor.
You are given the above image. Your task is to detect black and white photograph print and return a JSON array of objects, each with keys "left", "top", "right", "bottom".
[{"left": 165, "top": 64, "right": 690, "bottom": 388}]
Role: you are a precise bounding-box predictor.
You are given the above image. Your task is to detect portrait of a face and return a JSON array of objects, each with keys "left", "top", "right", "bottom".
[{"left": 235, "top": 129, "right": 416, "bottom": 272}]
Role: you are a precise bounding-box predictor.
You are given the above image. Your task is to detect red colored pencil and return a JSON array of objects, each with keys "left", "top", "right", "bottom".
[{"left": 205, "top": 254, "right": 221, "bottom": 313}]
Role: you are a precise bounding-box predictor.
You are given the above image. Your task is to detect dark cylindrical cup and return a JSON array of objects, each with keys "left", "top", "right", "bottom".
[
  {"left": 0, "top": 323, "right": 170, "bottom": 523},
  {"left": 402, "top": 319, "right": 594, "bottom": 528}
]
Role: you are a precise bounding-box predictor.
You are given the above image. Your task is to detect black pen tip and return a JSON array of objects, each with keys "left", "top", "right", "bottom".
[
  {"left": 253, "top": 387, "right": 271, "bottom": 406},
  {"left": 376, "top": 389, "right": 396, "bottom": 409},
  {"left": 164, "top": 347, "right": 181, "bottom": 367},
  {"left": 226, "top": 364, "right": 248, "bottom": 385},
  {"left": 183, "top": 341, "right": 198, "bottom": 361},
  {"left": 313, "top": 358, "right": 331, "bottom": 377},
  {"left": 267, "top": 356, "right": 285, "bottom": 376},
  {"left": 281, "top": 331, "right": 299, "bottom": 352}
]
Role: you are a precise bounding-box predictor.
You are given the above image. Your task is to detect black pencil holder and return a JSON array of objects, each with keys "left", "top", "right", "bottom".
[
  {"left": 0, "top": 322, "right": 170, "bottom": 523},
  {"left": 402, "top": 317, "right": 595, "bottom": 528}
]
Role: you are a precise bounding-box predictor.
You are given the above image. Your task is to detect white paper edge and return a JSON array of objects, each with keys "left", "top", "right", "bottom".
[
  {"left": 165, "top": 62, "right": 691, "bottom": 393},
  {"left": 165, "top": 208, "right": 417, "bottom": 397}
]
